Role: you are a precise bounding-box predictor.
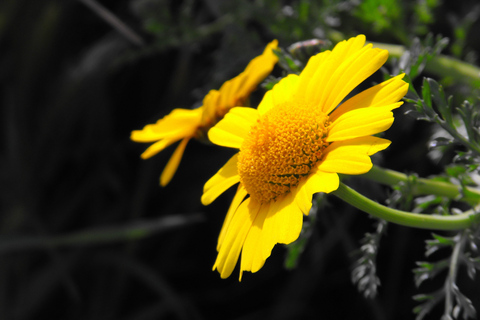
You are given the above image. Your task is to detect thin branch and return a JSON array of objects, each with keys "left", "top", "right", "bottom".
[
  {"left": 0, "top": 213, "right": 204, "bottom": 253},
  {"left": 77, "top": 0, "right": 145, "bottom": 46}
]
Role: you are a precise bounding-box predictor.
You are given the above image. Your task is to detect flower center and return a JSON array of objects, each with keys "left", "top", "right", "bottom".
[{"left": 238, "top": 103, "right": 330, "bottom": 204}]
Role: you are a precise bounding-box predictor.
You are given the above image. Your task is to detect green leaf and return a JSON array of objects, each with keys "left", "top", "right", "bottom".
[{"left": 421, "top": 77, "right": 432, "bottom": 108}]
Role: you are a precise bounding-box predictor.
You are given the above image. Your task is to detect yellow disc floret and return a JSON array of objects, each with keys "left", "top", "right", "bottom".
[{"left": 238, "top": 104, "right": 330, "bottom": 203}]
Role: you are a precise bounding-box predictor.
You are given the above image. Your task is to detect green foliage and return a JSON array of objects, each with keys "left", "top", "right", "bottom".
[
  {"left": 413, "top": 231, "right": 479, "bottom": 320},
  {"left": 393, "top": 34, "right": 449, "bottom": 81},
  {"left": 353, "top": 0, "right": 404, "bottom": 34},
  {"left": 448, "top": 4, "right": 480, "bottom": 59},
  {"left": 406, "top": 76, "right": 480, "bottom": 159},
  {"left": 351, "top": 218, "right": 387, "bottom": 298}
]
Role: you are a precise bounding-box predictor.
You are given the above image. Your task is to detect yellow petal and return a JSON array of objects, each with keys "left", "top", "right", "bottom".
[
  {"left": 303, "top": 170, "right": 340, "bottom": 197},
  {"left": 303, "top": 35, "right": 367, "bottom": 111},
  {"left": 323, "top": 46, "right": 388, "bottom": 115},
  {"left": 262, "top": 192, "right": 302, "bottom": 250},
  {"left": 201, "top": 154, "right": 240, "bottom": 205},
  {"left": 303, "top": 36, "right": 388, "bottom": 115},
  {"left": 327, "top": 103, "right": 402, "bottom": 142},
  {"left": 239, "top": 201, "right": 270, "bottom": 280},
  {"left": 208, "top": 107, "right": 259, "bottom": 149},
  {"left": 217, "top": 184, "right": 248, "bottom": 251},
  {"left": 329, "top": 74, "right": 408, "bottom": 123},
  {"left": 218, "top": 79, "right": 235, "bottom": 110},
  {"left": 239, "top": 40, "right": 279, "bottom": 97},
  {"left": 139, "top": 137, "right": 181, "bottom": 159},
  {"left": 160, "top": 137, "right": 190, "bottom": 187},
  {"left": 319, "top": 136, "right": 391, "bottom": 174},
  {"left": 257, "top": 90, "right": 275, "bottom": 115},
  {"left": 131, "top": 108, "right": 202, "bottom": 142},
  {"left": 213, "top": 197, "right": 260, "bottom": 279},
  {"left": 271, "top": 74, "right": 300, "bottom": 106},
  {"left": 239, "top": 192, "right": 303, "bottom": 281},
  {"left": 201, "top": 90, "right": 221, "bottom": 125},
  {"left": 293, "top": 179, "right": 313, "bottom": 215},
  {"left": 295, "top": 50, "right": 332, "bottom": 98},
  {"left": 207, "top": 39, "right": 278, "bottom": 119}
]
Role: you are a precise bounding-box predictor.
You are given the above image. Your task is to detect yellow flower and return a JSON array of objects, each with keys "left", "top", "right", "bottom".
[
  {"left": 201, "top": 35, "right": 408, "bottom": 280},
  {"left": 131, "top": 40, "right": 279, "bottom": 186}
]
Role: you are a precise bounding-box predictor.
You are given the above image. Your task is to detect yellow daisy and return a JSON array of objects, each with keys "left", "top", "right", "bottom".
[
  {"left": 201, "top": 35, "right": 408, "bottom": 280},
  {"left": 131, "top": 40, "right": 279, "bottom": 186}
]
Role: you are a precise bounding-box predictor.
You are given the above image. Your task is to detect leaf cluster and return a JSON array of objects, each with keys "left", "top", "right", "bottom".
[
  {"left": 413, "top": 230, "right": 480, "bottom": 320},
  {"left": 351, "top": 218, "right": 387, "bottom": 299}
]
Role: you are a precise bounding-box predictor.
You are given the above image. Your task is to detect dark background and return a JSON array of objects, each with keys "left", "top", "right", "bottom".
[{"left": 1, "top": 0, "right": 479, "bottom": 319}]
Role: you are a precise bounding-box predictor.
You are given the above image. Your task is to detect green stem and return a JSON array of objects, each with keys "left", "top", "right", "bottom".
[
  {"left": 0, "top": 213, "right": 204, "bottom": 253},
  {"left": 444, "top": 232, "right": 466, "bottom": 316},
  {"left": 371, "top": 42, "right": 480, "bottom": 86},
  {"left": 332, "top": 183, "right": 480, "bottom": 230},
  {"left": 361, "top": 165, "right": 480, "bottom": 202}
]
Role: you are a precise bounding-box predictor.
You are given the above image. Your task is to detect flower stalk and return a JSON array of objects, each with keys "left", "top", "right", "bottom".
[
  {"left": 332, "top": 183, "right": 480, "bottom": 231},
  {"left": 361, "top": 165, "right": 480, "bottom": 201}
]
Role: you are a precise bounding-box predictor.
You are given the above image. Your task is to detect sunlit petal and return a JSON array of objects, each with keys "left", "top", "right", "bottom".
[
  {"left": 202, "top": 154, "right": 240, "bottom": 205},
  {"left": 320, "top": 136, "right": 391, "bottom": 174},
  {"left": 160, "top": 138, "right": 190, "bottom": 186},
  {"left": 330, "top": 74, "right": 408, "bottom": 122},
  {"left": 327, "top": 103, "right": 402, "bottom": 142},
  {"left": 217, "top": 185, "right": 248, "bottom": 251},
  {"left": 208, "top": 107, "right": 259, "bottom": 149},
  {"left": 213, "top": 198, "right": 260, "bottom": 279}
]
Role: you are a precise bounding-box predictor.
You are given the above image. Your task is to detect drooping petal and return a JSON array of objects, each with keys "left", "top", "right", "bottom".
[
  {"left": 213, "top": 197, "right": 261, "bottom": 279},
  {"left": 208, "top": 107, "right": 259, "bottom": 149},
  {"left": 239, "top": 201, "right": 271, "bottom": 280},
  {"left": 139, "top": 136, "right": 182, "bottom": 160},
  {"left": 131, "top": 108, "right": 202, "bottom": 143},
  {"left": 319, "top": 136, "right": 391, "bottom": 175},
  {"left": 217, "top": 184, "right": 248, "bottom": 251},
  {"left": 327, "top": 103, "right": 402, "bottom": 142},
  {"left": 160, "top": 137, "right": 190, "bottom": 186},
  {"left": 262, "top": 192, "right": 302, "bottom": 250},
  {"left": 329, "top": 74, "right": 408, "bottom": 122},
  {"left": 239, "top": 191, "right": 303, "bottom": 281},
  {"left": 201, "top": 154, "right": 240, "bottom": 205}
]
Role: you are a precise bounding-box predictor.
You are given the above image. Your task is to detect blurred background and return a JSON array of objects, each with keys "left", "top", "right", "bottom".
[{"left": 1, "top": 0, "right": 480, "bottom": 319}]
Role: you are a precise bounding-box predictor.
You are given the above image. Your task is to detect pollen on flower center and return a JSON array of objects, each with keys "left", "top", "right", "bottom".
[{"left": 238, "top": 103, "right": 331, "bottom": 204}]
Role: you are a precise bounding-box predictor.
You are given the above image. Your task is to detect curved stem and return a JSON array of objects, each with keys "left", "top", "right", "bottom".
[
  {"left": 361, "top": 165, "right": 480, "bottom": 203},
  {"left": 332, "top": 183, "right": 480, "bottom": 231}
]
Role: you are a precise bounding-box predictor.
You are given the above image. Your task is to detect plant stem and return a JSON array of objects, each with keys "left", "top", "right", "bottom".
[
  {"left": 361, "top": 165, "right": 480, "bottom": 202},
  {"left": 444, "top": 232, "right": 466, "bottom": 317},
  {"left": 370, "top": 42, "right": 480, "bottom": 86},
  {"left": 332, "top": 183, "right": 480, "bottom": 231},
  {"left": 0, "top": 213, "right": 204, "bottom": 253}
]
